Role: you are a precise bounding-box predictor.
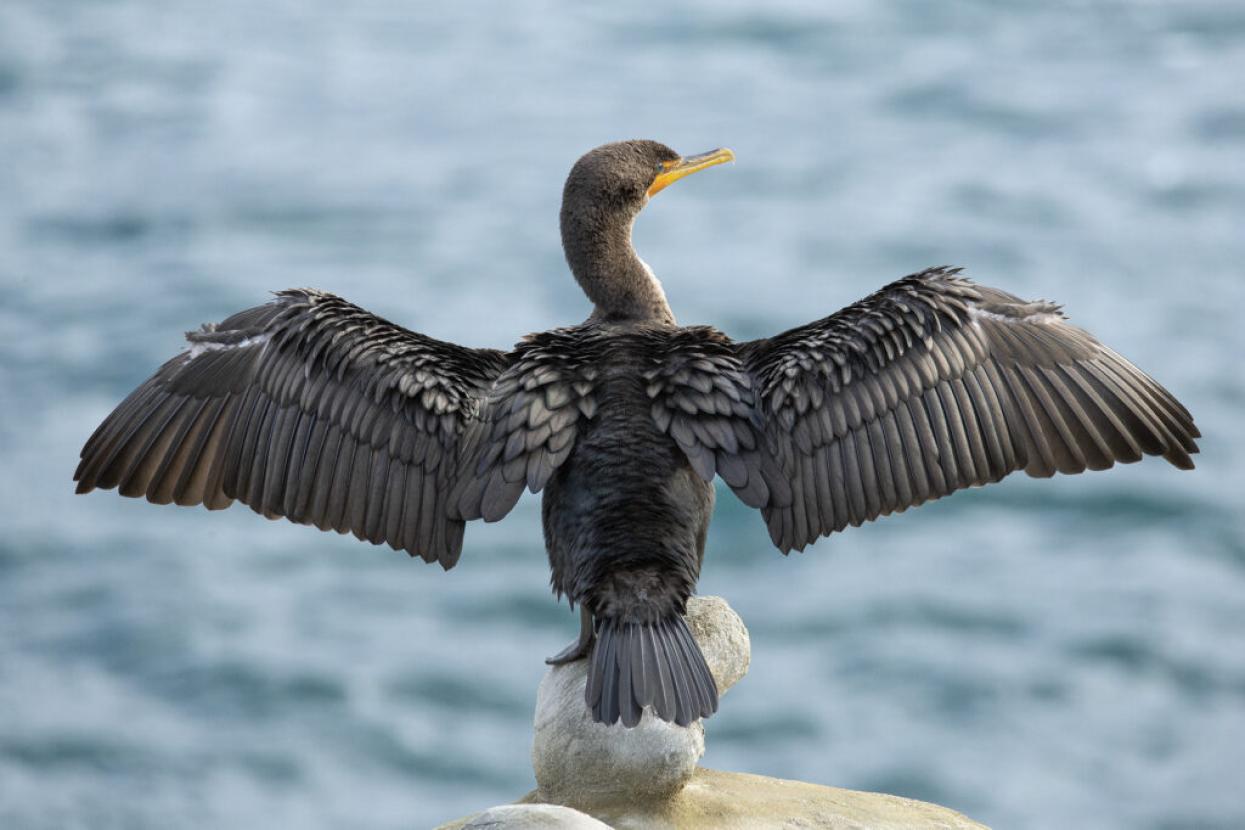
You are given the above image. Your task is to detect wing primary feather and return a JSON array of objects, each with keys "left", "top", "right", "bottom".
[
  {"left": 1038, "top": 365, "right": 1114, "bottom": 470},
  {"left": 812, "top": 446, "right": 834, "bottom": 531},
  {"left": 291, "top": 418, "right": 331, "bottom": 519},
  {"left": 1093, "top": 357, "right": 1194, "bottom": 464},
  {"left": 325, "top": 433, "right": 357, "bottom": 533},
  {"left": 825, "top": 439, "right": 850, "bottom": 533},
  {"left": 996, "top": 366, "right": 1056, "bottom": 477},
  {"left": 1015, "top": 365, "right": 1086, "bottom": 474},
  {"left": 961, "top": 366, "right": 1010, "bottom": 479},
  {"left": 892, "top": 399, "right": 930, "bottom": 505},
  {"left": 76, "top": 381, "right": 166, "bottom": 490},
  {"left": 1077, "top": 360, "right": 1167, "bottom": 454},
  {"left": 309, "top": 426, "right": 344, "bottom": 530},
  {"left": 417, "top": 469, "right": 440, "bottom": 560},
  {"left": 980, "top": 358, "right": 1031, "bottom": 472},
  {"left": 168, "top": 396, "right": 231, "bottom": 506},
  {"left": 218, "top": 386, "right": 258, "bottom": 497},
  {"left": 147, "top": 397, "right": 215, "bottom": 505},
  {"left": 903, "top": 395, "right": 944, "bottom": 494},
  {"left": 921, "top": 388, "right": 960, "bottom": 491},
  {"left": 183, "top": 396, "right": 238, "bottom": 508},
  {"left": 795, "top": 452, "right": 818, "bottom": 543},
  {"left": 866, "top": 417, "right": 898, "bottom": 514},
  {"left": 1056, "top": 364, "right": 1143, "bottom": 463},
  {"left": 399, "top": 463, "right": 423, "bottom": 554},
  {"left": 788, "top": 451, "right": 810, "bottom": 546},
  {"left": 280, "top": 409, "right": 314, "bottom": 519},
  {"left": 236, "top": 393, "right": 275, "bottom": 505},
  {"left": 117, "top": 395, "right": 192, "bottom": 499},
  {"left": 879, "top": 410, "right": 914, "bottom": 509},
  {"left": 262, "top": 406, "right": 299, "bottom": 517},
  {"left": 78, "top": 379, "right": 157, "bottom": 474},
  {"left": 840, "top": 431, "right": 866, "bottom": 526},
  {"left": 344, "top": 440, "right": 373, "bottom": 540},
  {"left": 948, "top": 378, "right": 990, "bottom": 483},
  {"left": 383, "top": 459, "right": 409, "bottom": 551},
  {"left": 364, "top": 447, "right": 391, "bottom": 544},
  {"left": 852, "top": 423, "right": 882, "bottom": 520}
]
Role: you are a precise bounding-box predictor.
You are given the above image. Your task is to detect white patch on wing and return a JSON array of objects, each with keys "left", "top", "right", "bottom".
[
  {"left": 968, "top": 304, "right": 1061, "bottom": 328},
  {"left": 187, "top": 332, "right": 270, "bottom": 359}
]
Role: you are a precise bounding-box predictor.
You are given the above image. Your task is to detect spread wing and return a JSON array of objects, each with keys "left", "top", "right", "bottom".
[
  {"left": 75, "top": 290, "right": 510, "bottom": 568},
  {"left": 737, "top": 267, "right": 1200, "bottom": 553}
]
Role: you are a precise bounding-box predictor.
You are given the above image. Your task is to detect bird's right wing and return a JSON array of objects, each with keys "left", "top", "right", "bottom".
[
  {"left": 736, "top": 267, "right": 1200, "bottom": 553},
  {"left": 75, "top": 289, "right": 510, "bottom": 568}
]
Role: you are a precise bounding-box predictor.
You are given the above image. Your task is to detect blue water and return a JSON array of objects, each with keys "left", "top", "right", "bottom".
[{"left": 2, "top": 2, "right": 1243, "bottom": 828}]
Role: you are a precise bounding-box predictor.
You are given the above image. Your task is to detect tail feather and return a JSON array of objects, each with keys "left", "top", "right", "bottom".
[{"left": 586, "top": 614, "right": 718, "bottom": 728}]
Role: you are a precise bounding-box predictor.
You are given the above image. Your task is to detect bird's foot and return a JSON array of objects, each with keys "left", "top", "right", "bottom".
[
  {"left": 546, "top": 606, "right": 595, "bottom": 665},
  {"left": 545, "top": 637, "right": 592, "bottom": 665}
]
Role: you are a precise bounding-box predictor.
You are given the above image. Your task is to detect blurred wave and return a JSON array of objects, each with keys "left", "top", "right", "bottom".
[{"left": 2, "top": 1, "right": 1243, "bottom": 828}]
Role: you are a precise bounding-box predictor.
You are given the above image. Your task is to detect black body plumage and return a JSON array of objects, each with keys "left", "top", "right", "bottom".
[{"left": 75, "top": 140, "right": 1200, "bottom": 729}]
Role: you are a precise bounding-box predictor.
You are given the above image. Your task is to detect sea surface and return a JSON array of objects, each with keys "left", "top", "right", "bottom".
[{"left": 2, "top": 2, "right": 1243, "bottom": 828}]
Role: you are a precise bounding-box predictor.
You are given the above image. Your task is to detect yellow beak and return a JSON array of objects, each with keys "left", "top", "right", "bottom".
[{"left": 646, "top": 147, "right": 735, "bottom": 198}]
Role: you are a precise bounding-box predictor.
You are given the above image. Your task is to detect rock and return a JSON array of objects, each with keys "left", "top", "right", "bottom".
[
  {"left": 684, "top": 596, "right": 750, "bottom": 694},
  {"left": 529, "top": 596, "right": 749, "bottom": 811},
  {"left": 531, "top": 675, "right": 704, "bottom": 809},
  {"left": 564, "top": 768, "right": 991, "bottom": 830},
  {"left": 438, "top": 769, "right": 990, "bottom": 830},
  {"left": 459, "top": 804, "right": 611, "bottom": 829},
  {"left": 438, "top": 597, "right": 990, "bottom": 830}
]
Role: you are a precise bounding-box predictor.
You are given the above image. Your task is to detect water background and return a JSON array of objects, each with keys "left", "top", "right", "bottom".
[{"left": 2, "top": 2, "right": 1244, "bottom": 828}]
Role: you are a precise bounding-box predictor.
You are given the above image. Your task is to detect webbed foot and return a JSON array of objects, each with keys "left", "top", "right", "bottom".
[{"left": 546, "top": 606, "right": 595, "bottom": 665}]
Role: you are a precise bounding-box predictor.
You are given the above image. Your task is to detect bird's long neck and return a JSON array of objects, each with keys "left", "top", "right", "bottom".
[{"left": 560, "top": 204, "right": 675, "bottom": 326}]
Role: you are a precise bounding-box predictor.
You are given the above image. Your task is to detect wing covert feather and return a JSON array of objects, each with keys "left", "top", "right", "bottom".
[
  {"left": 451, "top": 326, "right": 604, "bottom": 524},
  {"left": 645, "top": 327, "right": 791, "bottom": 510}
]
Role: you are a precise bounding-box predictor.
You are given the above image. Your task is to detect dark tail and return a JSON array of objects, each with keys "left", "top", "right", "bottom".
[{"left": 586, "top": 614, "right": 718, "bottom": 728}]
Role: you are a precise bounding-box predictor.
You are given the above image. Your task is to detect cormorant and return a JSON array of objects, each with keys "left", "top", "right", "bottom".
[{"left": 75, "top": 140, "right": 1200, "bottom": 728}]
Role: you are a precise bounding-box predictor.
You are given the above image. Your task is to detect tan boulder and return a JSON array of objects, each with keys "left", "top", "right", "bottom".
[{"left": 439, "top": 768, "right": 989, "bottom": 830}]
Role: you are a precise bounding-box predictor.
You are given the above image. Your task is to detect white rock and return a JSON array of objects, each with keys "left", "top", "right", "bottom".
[
  {"left": 530, "top": 596, "right": 750, "bottom": 811},
  {"left": 461, "top": 804, "right": 612, "bottom": 829},
  {"left": 685, "top": 596, "right": 750, "bottom": 694}
]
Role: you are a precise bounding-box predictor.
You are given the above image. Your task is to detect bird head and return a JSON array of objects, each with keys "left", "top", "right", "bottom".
[
  {"left": 559, "top": 140, "right": 735, "bottom": 324},
  {"left": 562, "top": 140, "right": 735, "bottom": 220}
]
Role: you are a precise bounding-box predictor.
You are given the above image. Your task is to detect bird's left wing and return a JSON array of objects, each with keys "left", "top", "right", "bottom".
[
  {"left": 733, "top": 267, "right": 1200, "bottom": 553},
  {"left": 75, "top": 289, "right": 510, "bottom": 567}
]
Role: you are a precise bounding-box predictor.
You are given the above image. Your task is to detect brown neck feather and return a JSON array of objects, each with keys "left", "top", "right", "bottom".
[{"left": 560, "top": 200, "right": 675, "bottom": 326}]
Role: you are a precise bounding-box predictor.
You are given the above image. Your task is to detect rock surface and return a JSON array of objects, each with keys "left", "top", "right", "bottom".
[
  {"left": 530, "top": 597, "right": 749, "bottom": 810},
  {"left": 460, "top": 804, "right": 611, "bottom": 829},
  {"left": 546, "top": 768, "right": 990, "bottom": 830},
  {"left": 438, "top": 769, "right": 990, "bottom": 830},
  {"left": 684, "top": 596, "right": 751, "bottom": 693}
]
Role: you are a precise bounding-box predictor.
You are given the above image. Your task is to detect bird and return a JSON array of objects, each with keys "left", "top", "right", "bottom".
[{"left": 75, "top": 139, "right": 1200, "bottom": 729}]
